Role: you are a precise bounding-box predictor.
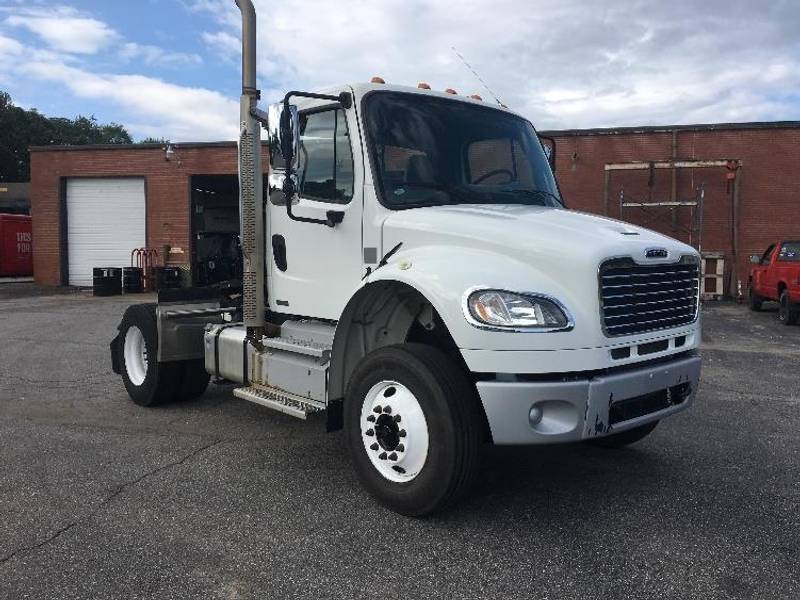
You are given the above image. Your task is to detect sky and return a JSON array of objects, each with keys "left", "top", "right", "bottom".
[{"left": 1, "top": 0, "right": 799, "bottom": 142}]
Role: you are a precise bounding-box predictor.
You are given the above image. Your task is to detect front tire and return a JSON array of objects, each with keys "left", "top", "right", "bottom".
[
  {"left": 748, "top": 285, "right": 763, "bottom": 311},
  {"left": 778, "top": 290, "right": 798, "bottom": 325},
  {"left": 118, "top": 304, "right": 183, "bottom": 406},
  {"left": 345, "top": 344, "right": 482, "bottom": 516}
]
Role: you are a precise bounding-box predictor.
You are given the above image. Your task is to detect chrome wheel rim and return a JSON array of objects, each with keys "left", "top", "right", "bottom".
[
  {"left": 360, "top": 381, "right": 429, "bottom": 483},
  {"left": 124, "top": 325, "right": 148, "bottom": 386}
]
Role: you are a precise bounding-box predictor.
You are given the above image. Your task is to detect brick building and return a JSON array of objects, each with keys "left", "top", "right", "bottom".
[
  {"left": 30, "top": 121, "right": 800, "bottom": 294},
  {"left": 30, "top": 142, "right": 267, "bottom": 287}
]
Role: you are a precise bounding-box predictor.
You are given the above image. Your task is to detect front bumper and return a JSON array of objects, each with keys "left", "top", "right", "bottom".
[{"left": 476, "top": 353, "right": 701, "bottom": 445}]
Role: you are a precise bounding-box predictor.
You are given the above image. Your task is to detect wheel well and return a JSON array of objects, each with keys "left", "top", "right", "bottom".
[
  {"left": 329, "top": 281, "right": 459, "bottom": 402},
  {"left": 328, "top": 281, "right": 491, "bottom": 439},
  {"left": 778, "top": 281, "right": 787, "bottom": 295}
]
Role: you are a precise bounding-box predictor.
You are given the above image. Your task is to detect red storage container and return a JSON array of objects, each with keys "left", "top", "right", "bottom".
[{"left": 0, "top": 214, "right": 33, "bottom": 277}]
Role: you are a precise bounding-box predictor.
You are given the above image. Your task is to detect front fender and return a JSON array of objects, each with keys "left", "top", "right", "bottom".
[{"left": 363, "top": 244, "right": 592, "bottom": 352}]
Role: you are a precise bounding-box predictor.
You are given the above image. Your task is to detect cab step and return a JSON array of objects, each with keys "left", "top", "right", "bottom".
[{"left": 233, "top": 385, "right": 325, "bottom": 419}]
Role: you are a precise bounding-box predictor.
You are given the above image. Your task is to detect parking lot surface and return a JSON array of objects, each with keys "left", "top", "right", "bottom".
[{"left": 1, "top": 289, "right": 798, "bottom": 599}]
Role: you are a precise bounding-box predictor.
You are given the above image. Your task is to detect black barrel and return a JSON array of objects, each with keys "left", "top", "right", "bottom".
[
  {"left": 151, "top": 266, "right": 182, "bottom": 291},
  {"left": 122, "top": 267, "right": 143, "bottom": 294},
  {"left": 93, "top": 267, "right": 122, "bottom": 296}
]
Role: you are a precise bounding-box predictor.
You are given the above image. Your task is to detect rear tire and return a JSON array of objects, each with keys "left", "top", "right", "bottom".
[
  {"left": 748, "top": 285, "right": 763, "bottom": 311},
  {"left": 179, "top": 359, "right": 211, "bottom": 400},
  {"left": 345, "top": 344, "right": 483, "bottom": 516},
  {"left": 117, "top": 304, "right": 182, "bottom": 406},
  {"left": 778, "top": 290, "right": 798, "bottom": 325},
  {"left": 588, "top": 421, "right": 659, "bottom": 449}
]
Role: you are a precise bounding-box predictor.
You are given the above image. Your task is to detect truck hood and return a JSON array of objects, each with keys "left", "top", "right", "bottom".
[{"left": 381, "top": 204, "right": 695, "bottom": 268}]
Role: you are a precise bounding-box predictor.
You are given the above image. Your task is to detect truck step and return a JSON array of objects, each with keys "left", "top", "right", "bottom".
[
  {"left": 262, "top": 335, "right": 331, "bottom": 360},
  {"left": 233, "top": 385, "right": 325, "bottom": 419}
]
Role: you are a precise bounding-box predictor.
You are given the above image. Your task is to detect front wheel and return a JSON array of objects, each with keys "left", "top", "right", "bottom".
[
  {"left": 748, "top": 285, "right": 763, "bottom": 311},
  {"left": 345, "top": 344, "right": 483, "bottom": 516},
  {"left": 778, "top": 290, "right": 799, "bottom": 325}
]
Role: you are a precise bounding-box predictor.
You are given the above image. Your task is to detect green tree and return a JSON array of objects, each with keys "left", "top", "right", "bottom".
[
  {"left": 140, "top": 137, "right": 170, "bottom": 144},
  {"left": 0, "top": 91, "right": 133, "bottom": 182}
]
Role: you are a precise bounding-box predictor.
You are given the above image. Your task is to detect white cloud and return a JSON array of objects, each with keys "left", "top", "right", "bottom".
[
  {"left": 120, "top": 42, "right": 203, "bottom": 67},
  {"left": 197, "top": 0, "right": 800, "bottom": 129},
  {"left": 22, "top": 59, "right": 238, "bottom": 140},
  {"left": 5, "top": 6, "right": 117, "bottom": 55}
]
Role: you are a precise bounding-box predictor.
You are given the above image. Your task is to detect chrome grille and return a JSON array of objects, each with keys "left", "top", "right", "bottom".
[{"left": 599, "top": 257, "right": 700, "bottom": 337}]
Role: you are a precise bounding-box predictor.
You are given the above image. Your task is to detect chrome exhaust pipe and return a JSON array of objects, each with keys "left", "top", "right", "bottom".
[{"left": 235, "top": 0, "right": 265, "bottom": 331}]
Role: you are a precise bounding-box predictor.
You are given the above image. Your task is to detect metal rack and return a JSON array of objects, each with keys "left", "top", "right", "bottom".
[{"left": 603, "top": 159, "right": 742, "bottom": 253}]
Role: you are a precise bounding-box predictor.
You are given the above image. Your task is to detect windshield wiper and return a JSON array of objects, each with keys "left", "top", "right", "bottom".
[{"left": 498, "top": 188, "right": 563, "bottom": 207}]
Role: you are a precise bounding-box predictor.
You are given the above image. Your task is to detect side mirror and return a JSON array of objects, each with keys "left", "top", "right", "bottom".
[
  {"left": 267, "top": 102, "right": 300, "bottom": 206},
  {"left": 280, "top": 103, "right": 300, "bottom": 173},
  {"left": 539, "top": 135, "right": 556, "bottom": 173},
  {"left": 750, "top": 255, "right": 761, "bottom": 265}
]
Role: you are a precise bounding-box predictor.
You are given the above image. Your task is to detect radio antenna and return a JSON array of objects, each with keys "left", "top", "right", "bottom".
[{"left": 451, "top": 46, "right": 507, "bottom": 108}]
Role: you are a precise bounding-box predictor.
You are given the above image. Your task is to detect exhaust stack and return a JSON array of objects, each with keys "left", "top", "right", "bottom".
[{"left": 235, "top": 0, "right": 265, "bottom": 331}]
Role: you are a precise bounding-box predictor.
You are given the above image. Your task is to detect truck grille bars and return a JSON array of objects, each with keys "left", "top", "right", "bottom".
[{"left": 599, "top": 256, "right": 700, "bottom": 337}]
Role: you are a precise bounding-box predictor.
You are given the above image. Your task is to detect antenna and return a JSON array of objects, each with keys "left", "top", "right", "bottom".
[{"left": 451, "top": 46, "right": 507, "bottom": 108}]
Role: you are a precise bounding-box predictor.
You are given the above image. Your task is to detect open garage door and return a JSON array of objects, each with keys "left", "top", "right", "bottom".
[{"left": 66, "top": 178, "right": 146, "bottom": 287}]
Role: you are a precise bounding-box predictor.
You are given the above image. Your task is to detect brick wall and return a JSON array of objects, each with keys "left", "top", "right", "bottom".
[
  {"left": 545, "top": 125, "right": 800, "bottom": 296},
  {"left": 29, "top": 143, "right": 268, "bottom": 286}
]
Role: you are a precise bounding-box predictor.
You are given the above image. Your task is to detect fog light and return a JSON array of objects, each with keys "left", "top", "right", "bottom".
[{"left": 528, "top": 405, "right": 543, "bottom": 426}]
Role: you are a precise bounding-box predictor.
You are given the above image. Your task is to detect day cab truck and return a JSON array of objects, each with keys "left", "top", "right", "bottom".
[
  {"left": 110, "top": 0, "right": 703, "bottom": 515},
  {"left": 748, "top": 240, "right": 800, "bottom": 324}
]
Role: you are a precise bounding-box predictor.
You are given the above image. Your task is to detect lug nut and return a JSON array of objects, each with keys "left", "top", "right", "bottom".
[
  {"left": 379, "top": 452, "right": 387, "bottom": 460},
  {"left": 373, "top": 405, "right": 382, "bottom": 414},
  {"left": 388, "top": 452, "right": 398, "bottom": 461},
  {"left": 367, "top": 415, "right": 376, "bottom": 423},
  {"left": 396, "top": 444, "right": 405, "bottom": 452},
  {"left": 393, "top": 414, "right": 401, "bottom": 423},
  {"left": 398, "top": 429, "right": 407, "bottom": 437},
  {"left": 366, "top": 428, "right": 374, "bottom": 436},
  {"left": 370, "top": 443, "right": 379, "bottom": 451},
  {"left": 383, "top": 406, "right": 392, "bottom": 414}
]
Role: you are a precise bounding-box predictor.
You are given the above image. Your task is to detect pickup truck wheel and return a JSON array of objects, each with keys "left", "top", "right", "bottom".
[
  {"left": 118, "top": 304, "right": 182, "bottom": 407},
  {"left": 778, "top": 290, "right": 798, "bottom": 325},
  {"left": 588, "top": 421, "right": 659, "bottom": 448},
  {"left": 345, "top": 344, "right": 482, "bottom": 516},
  {"left": 748, "top": 286, "right": 763, "bottom": 311}
]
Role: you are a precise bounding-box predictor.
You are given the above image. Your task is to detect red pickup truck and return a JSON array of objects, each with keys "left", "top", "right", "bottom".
[{"left": 749, "top": 240, "right": 800, "bottom": 325}]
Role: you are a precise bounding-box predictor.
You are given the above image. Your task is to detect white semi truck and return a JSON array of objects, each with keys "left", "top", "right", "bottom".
[{"left": 111, "top": 0, "right": 702, "bottom": 515}]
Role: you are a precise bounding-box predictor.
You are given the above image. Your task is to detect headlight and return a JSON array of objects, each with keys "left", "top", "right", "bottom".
[{"left": 465, "top": 289, "right": 571, "bottom": 330}]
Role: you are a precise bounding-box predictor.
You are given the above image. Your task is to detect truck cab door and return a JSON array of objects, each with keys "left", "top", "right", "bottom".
[{"left": 266, "top": 95, "right": 364, "bottom": 321}]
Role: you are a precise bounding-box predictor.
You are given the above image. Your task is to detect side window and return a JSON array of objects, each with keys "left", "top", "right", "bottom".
[
  {"left": 761, "top": 244, "right": 776, "bottom": 265},
  {"left": 467, "top": 138, "right": 533, "bottom": 186},
  {"left": 778, "top": 241, "right": 800, "bottom": 262},
  {"left": 297, "top": 108, "right": 354, "bottom": 204}
]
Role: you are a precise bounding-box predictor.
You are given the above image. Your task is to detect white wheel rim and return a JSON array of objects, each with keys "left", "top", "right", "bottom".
[
  {"left": 360, "top": 381, "right": 429, "bottom": 483},
  {"left": 124, "top": 325, "right": 148, "bottom": 386}
]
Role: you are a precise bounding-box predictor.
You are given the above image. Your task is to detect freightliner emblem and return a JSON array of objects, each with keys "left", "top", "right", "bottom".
[{"left": 645, "top": 248, "right": 669, "bottom": 259}]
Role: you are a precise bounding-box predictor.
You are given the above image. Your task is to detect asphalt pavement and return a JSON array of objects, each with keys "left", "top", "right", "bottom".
[{"left": 0, "top": 288, "right": 798, "bottom": 599}]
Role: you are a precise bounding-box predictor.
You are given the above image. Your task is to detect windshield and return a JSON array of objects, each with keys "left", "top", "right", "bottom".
[{"left": 363, "top": 91, "right": 563, "bottom": 209}]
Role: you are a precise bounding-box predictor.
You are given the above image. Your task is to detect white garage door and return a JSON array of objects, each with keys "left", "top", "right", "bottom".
[{"left": 67, "top": 178, "right": 146, "bottom": 286}]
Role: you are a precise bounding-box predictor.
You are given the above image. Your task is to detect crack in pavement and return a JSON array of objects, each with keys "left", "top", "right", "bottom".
[{"left": 0, "top": 438, "right": 224, "bottom": 566}]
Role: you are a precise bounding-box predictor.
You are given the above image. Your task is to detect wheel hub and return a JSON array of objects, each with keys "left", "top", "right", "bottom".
[{"left": 360, "top": 381, "right": 428, "bottom": 483}]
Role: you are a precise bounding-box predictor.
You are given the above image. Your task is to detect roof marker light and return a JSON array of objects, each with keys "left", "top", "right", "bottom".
[
  {"left": 371, "top": 76, "right": 386, "bottom": 84},
  {"left": 418, "top": 82, "right": 431, "bottom": 89},
  {"left": 470, "top": 94, "right": 483, "bottom": 101},
  {"left": 445, "top": 88, "right": 458, "bottom": 95}
]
